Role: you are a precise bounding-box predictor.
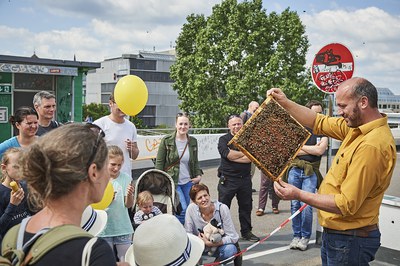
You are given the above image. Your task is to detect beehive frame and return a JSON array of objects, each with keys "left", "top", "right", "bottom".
[{"left": 228, "top": 96, "right": 311, "bottom": 181}]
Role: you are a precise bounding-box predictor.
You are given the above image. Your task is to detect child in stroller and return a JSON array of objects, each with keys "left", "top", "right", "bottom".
[
  {"left": 132, "top": 169, "right": 181, "bottom": 219},
  {"left": 133, "top": 191, "right": 162, "bottom": 228}
]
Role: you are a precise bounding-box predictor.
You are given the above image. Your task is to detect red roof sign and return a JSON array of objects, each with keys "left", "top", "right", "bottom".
[{"left": 311, "top": 43, "right": 354, "bottom": 94}]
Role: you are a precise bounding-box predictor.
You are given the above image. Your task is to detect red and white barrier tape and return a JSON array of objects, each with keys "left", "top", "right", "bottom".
[{"left": 202, "top": 204, "right": 308, "bottom": 266}]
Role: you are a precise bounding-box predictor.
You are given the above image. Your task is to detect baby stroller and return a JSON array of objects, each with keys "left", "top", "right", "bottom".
[{"left": 133, "top": 169, "right": 180, "bottom": 216}]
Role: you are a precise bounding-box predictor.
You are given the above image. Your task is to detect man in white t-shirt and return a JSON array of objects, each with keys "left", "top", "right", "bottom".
[{"left": 94, "top": 93, "right": 139, "bottom": 177}]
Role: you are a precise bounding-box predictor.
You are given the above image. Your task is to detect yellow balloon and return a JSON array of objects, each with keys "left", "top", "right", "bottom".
[
  {"left": 114, "top": 75, "right": 148, "bottom": 116},
  {"left": 91, "top": 182, "right": 114, "bottom": 210}
]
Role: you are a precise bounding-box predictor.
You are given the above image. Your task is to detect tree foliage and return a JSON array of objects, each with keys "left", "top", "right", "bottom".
[
  {"left": 171, "top": 0, "right": 324, "bottom": 127},
  {"left": 82, "top": 103, "right": 109, "bottom": 121}
]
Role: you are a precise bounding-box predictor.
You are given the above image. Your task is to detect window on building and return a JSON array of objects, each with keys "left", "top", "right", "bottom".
[
  {"left": 15, "top": 73, "right": 54, "bottom": 90},
  {"left": 130, "top": 59, "right": 156, "bottom": 70},
  {"left": 130, "top": 70, "right": 173, "bottom": 82},
  {"left": 141, "top": 117, "right": 156, "bottom": 127},
  {"left": 101, "top": 83, "right": 116, "bottom": 104},
  {"left": 135, "top": 106, "right": 156, "bottom": 127},
  {"left": 139, "top": 105, "right": 156, "bottom": 116}
]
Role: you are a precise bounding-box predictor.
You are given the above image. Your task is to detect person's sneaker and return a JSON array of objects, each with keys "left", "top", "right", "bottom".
[
  {"left": 289, "top": 237, "right": 301, "bottom": 249},
  {"left": 297, "top": 238, "right": 310, "bottom": 251},
  {"left": 242, "top": 231, "right": 260, "bottom": 242},
  {"left": 256, "top": 209, "right": 264, "bottom": 216}
]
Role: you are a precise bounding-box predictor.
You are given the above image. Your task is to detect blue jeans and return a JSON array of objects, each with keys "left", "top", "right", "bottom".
[
  {"left": 288, "top": 167, "right": 317, "bottom": 239},
  {"left": 176, "top": 181, "right": 193, "bottom": 224},
  {"left": 209, "top": 243, "right": 237, "bottom": 261},
  {"left": 321, "top": 229, "right": 381, "bottom": 265}
]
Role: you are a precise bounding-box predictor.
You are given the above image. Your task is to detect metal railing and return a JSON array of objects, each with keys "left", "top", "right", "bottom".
[{"left": 137, "top": 127, "right": 228, "bottom": 136}]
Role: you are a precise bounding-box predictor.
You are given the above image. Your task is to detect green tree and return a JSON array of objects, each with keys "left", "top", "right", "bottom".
[
  {"left": 282, "top": 72, "right": 326, "bottom": 107},
  {"left": 128, "top": 116, "right": 146, "bottom": 129},
  {"left": 82, "top": 103, "right": 109, "bottom": 121},
  {"left": 171, "top": 0, "right": 320, "bottom": 127}
]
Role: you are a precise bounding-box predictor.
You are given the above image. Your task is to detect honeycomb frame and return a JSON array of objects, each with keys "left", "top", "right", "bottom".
[{"left": 228, "top": 96, "right": 311, "bottom": 181}]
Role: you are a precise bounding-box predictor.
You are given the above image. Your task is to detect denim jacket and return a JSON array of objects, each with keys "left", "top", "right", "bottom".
[{"left": 155, "top": 131, "right": 203, "bottom": 185}]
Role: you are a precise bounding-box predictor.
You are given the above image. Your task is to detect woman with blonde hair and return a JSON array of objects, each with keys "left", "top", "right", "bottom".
[{"left": 0, "top": 147, "right": 31, "bottom": 239}]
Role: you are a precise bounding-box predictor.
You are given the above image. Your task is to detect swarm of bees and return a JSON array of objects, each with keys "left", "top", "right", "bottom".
[{"left": 229, "top": 96, "right": 310, "bottom": 181}]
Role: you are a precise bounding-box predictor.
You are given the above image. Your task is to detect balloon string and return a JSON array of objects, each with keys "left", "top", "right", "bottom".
[{"left": 202, "top": 204, "right": 308, "bottom": 266}]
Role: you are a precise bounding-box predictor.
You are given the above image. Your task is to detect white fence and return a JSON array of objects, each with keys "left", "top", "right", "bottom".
[{"left": 132, "top": 133, "right": 223, "bottom": 169}]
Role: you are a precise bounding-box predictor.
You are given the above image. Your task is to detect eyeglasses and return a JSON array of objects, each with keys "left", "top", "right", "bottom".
[{"left": 85, "top": 123, "right": 105, "bottom": 169}]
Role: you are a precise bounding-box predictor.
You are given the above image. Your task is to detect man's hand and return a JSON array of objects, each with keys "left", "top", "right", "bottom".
[
  {"left": 273, "top": 179, "right": 300, "bottom": 200},
  {"left": 267, "top": 88, "right": 289, "bottom": 106},
  {"left": 125, "top": 139, "right": 139, "bottom": 160},
  {"left": 191, "top": 175, "right": 202, "bottom": 184}
]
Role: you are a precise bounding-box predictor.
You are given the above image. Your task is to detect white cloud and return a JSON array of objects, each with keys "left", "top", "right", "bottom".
[
  {"left": 1, "top": 2, "right": 399, "bottom": 93},
  {"left": 302, "top": 7, "right": 400, "bottom": 92}
]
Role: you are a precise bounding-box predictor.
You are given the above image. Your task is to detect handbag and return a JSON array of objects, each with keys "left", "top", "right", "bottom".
[{"left": 163, "top": 139, "right": 189, "bottom": 172}]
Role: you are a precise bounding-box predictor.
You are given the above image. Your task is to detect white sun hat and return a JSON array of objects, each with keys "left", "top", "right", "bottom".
[
  {"left": 125, "top": 214, "right": 204, "bottom": 266},
  {"left": 80, "top": 205, "right": 108, "bottom": 236}
]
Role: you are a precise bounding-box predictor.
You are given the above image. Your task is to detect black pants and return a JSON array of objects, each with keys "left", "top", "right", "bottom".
[{"left": 218, "top": 175, "right": 253, "bottom": 236}]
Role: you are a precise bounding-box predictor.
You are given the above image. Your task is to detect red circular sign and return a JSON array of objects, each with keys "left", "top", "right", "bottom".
[{"left": 311, "top": 43, "right": 354, "bottom": 94}]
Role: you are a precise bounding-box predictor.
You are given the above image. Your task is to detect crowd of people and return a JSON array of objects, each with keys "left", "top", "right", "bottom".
[{"left": 0, "top": 76, "right": 396, "bottom": 265}]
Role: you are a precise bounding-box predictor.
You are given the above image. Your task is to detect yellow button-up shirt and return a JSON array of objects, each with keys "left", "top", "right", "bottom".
[{"left": 313, "top": 113, "right": 396, "bottom": 230}]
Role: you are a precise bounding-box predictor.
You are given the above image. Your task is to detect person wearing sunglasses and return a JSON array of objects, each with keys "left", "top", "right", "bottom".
[
  {"left": 217, "top": 114, "right": 260, "bottom": 242},
  {"left": 93, "top": 93, "right": 139, "bottom": 178},
  {"left": 155, "top": 112, "right": 203, "bottom": 224},
  {"left": 0, "top": 106, "right": 39, "bottom": 159},
  {"left": 1, "top": 123, "right": 128, "bottom": 265}
]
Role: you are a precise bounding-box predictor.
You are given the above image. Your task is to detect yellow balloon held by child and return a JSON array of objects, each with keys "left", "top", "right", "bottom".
[
  {"left": 91, "top": 182, "right": 114, "bottom": 210},
  {"left": 114, "top": 75, "right": 148, "bottom": 116}
]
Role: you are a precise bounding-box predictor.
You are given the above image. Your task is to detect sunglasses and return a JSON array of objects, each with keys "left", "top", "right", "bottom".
[
  {"left": 176, "top": 112, "right": 189, "bottom": 118},
  {"left": 228, "top": 114, "right": 241, "bottom": 120},
  {"left": 85, "top": 123, "right": 105, "bottom": 169}
]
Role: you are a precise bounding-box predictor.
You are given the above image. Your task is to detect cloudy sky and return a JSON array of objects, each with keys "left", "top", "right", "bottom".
[{"left": 1, "top": 0, "right": 399, "bottom": 93}]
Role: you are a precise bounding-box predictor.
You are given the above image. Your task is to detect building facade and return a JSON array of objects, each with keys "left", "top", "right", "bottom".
[
  {"left": 0, "top": 54, "right": 100, "bottom": 141},
  {"left": 85, "top": 51, "right": 180, "bottom": 127},
  {"left": 377, "top": 87, "right": 400, "bottom": 113}
]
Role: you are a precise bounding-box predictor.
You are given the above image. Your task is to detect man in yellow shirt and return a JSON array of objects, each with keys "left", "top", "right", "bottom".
[{"left": 269, "top": 77, "right": 396, "bottom": 265}]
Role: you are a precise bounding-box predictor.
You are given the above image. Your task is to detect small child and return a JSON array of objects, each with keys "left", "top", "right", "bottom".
[
  {"left": 133, "top": 191, "right": 162, "bottom": 226},
  {"left": 0, "top": 147, "right": 31, "bottom": 238},
  {"left": 98, "top": 145, "right": 134, "bottom": 262}
]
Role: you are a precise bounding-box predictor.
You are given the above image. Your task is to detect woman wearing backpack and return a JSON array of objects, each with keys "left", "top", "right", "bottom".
[{"left": 1, "top": 123, "right": 129, "bottom": 265}]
